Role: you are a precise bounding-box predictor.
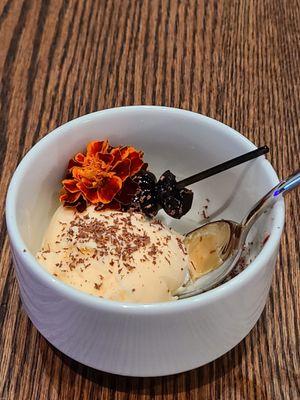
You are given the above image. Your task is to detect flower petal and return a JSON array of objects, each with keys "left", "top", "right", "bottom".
[
  {"left": 113, "top": 158, "right": 131, "bottom": 181},
  {"left": 77, "top": 182, "right": 100, "bottom": 204},
  {"left": 87, "top": 140, "right": 109, "bottom": 157},
  {"left": 81, "top": 177, "right": 95, "bottom": 188},
  {"left": 97, "top": 175, "right": 123, "bottom": 203},
  {"left": 74, "top": 153, "right": 85, "bottom": 164},
  {"left": 120, "top": 146, "right": 130, "bottom": 159},
  {"left": 60, "top": 190, "right": 81, "bottom": 203},
  {"left": 111, "top": 148, "right": 123, "bottom": 165},
  {"left": 97, "top": 152, "right": 114, "bottom": 165},
  {"left": 119, "top": 148, "right": 145, "bottom": 176},
  {"left": 127, "top": 148, "right": 144, "bottom": 160},
  {"left": 68, "top": 158, "right": 81, "bottom": 170},
  {"left": 129, "top": 156, "right": 144, "bottom": 176},
  {"left": 121, "top": 147, "right": 143, "bottom": 159},
  {"left": 62, "top": 179, "right": 79, "bottom": 193}
]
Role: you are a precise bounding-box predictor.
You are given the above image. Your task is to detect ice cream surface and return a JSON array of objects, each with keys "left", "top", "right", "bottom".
[{"left": 36, "top": 206, "right": 189, "bottom": 303}]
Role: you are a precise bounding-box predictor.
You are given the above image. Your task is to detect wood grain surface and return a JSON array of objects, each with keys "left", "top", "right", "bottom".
[{"left": 0, "top": 0, "right": 299, "bottom": 399}]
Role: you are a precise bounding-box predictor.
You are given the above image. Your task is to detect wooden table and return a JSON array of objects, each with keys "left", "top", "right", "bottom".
[{"left": 0, "top": 1, "right": 299, "bottom": 398}]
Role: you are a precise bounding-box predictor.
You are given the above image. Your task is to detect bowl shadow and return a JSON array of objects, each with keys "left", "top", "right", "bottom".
[{"left": 40, "top": 337, "right": 247, "bottom": 397}]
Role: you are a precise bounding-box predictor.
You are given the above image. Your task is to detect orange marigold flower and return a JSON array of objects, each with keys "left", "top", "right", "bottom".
[{"left": 60, "top": 139, "right": 145, "bottom": 211}]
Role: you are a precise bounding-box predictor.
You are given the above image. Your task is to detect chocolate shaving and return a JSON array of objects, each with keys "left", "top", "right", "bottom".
[
  {"left": 94, "top": 283, "right": 102, "bottom": 290},
  {"left": 176, "top": 238, "right": 187, "bottom": 255},
  {"left": 124, "top": 263, "right": 135, "bottom": 271},
  {"left": 262, "top": 234, "right": 270, "bottom": 245}
]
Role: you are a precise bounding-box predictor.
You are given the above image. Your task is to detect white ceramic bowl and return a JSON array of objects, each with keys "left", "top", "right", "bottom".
[{"left": 6, "top": 106, "right": 284, "bottom": 377}]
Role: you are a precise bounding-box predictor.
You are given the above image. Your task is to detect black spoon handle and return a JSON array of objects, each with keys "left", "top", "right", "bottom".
[{"left": 177, "top": 145, "right": 269, "bottom": 189}]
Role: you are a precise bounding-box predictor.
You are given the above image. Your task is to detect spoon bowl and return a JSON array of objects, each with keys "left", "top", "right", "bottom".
[
  {"left": 177, "top": 169, "right": 300, "bottom": 299},
  {"left": 177, "top": 220, "right": 242, "bottom": 298}
]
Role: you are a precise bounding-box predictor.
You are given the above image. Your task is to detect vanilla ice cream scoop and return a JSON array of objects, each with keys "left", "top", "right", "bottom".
[{"left": 36, "top": 206, "right": 189, "bottom": 303}]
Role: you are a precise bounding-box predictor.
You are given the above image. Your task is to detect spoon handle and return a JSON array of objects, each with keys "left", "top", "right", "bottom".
[
  {"left": 241, "top": 169, "right": 300, "bottom": 232},
  {"left": 273, "top": 169, "right": 300, "bottom": 195}
]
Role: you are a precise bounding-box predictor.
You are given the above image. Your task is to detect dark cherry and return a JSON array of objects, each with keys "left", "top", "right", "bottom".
[
  {"left": 132, "top": 170, "right": 157, "bottom": 191},
  {"left": 129, "top": 169, "right": 193, "bottom": 219},
  {"left": 178, "top": 187, "right": 194, "bottom": 215},
  {"left": 158, "top": 175, "right": 194, "bottom": 218},
  {"left": 140, "top": 201, "right": 160, "bottom": 218},
  {"left": 156, "top": 170, "right": 177, "bottom": 201},
  {"left": 130, "top": 188, "right": 159, "bottom": 218},
  {"left": 161, "top": 196, "right": 182, "bottom": 218},
  {"left": 160, "top": 190, "right": 193, "bottom": 219}
]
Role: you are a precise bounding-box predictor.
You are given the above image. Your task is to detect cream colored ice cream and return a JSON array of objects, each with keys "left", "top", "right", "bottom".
[{"left": 36, "top": 206, "right": 189, "bottom": 303}]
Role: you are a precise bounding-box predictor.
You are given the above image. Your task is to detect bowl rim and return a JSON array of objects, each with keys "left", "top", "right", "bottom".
[{"left": 5, "top": 106, "right": 285, "bottom": 314}]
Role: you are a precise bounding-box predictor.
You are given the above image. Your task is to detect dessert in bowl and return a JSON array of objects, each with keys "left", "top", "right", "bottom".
[
  {"left": 6, "top": 106, "right": 284, "bottom": 376},
  {"left": 37, "top": 207, "right": 189, "bottom": 303}
]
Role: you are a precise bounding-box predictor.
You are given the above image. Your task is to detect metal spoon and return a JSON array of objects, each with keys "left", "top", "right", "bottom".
[{"left": 176, "top": 169, "right": 300, "bottom": 299}]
